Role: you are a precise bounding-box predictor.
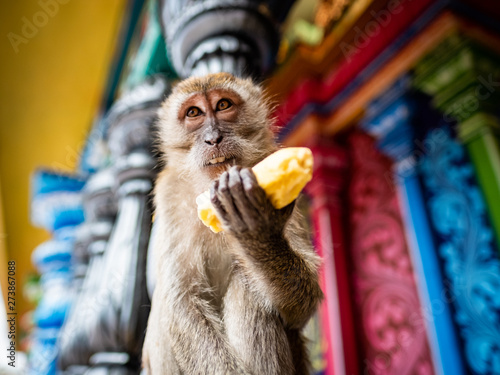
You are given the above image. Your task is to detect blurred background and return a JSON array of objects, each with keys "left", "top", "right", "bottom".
[{"left": 0, "top": 0, "right": 499, "bottom": 374}]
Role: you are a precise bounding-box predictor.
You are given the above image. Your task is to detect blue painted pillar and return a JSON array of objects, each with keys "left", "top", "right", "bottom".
[
  {"left": 30, "top": 170, "right": 86, "bottom": 375},
  {"left": 360, "top": 78, "right": 466, "bottom": 375}
]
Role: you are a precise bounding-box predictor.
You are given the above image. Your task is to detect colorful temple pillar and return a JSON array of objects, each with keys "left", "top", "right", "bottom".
[
  {"left": 413, "top": 34, "right": 500, "bottom": 250},
  {"left": 418, "top": 123, "right": 500, "bottom": 374},
  {"left": 30, "top": 171, "right": 86, "bottom": 374},
  {"left": 413, "top": 37, "right": 500, "bottom": 371},
  {"left": 306, "top": 143, "right": 360, "bottom": 375},
  {"left": 360, "top": 79, "right": 466, "bottom": 375},
  {"left": 346, "top": 131, "right": 435, "bottom": 375},
  {"left": 58, "top": 168, "right": 116, "bottom": 373},
  {"left": 416, "top": 120, "right": 500, "bottom": 374}
]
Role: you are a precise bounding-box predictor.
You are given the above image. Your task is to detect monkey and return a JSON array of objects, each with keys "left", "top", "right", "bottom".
[{"left": 142, "top": 73, "right": 323, "bottom": 375}]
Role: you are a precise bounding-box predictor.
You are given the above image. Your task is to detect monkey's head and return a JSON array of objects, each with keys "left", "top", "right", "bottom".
[{"left": 157, "top": 73, "right": 276, "bottom": 186}]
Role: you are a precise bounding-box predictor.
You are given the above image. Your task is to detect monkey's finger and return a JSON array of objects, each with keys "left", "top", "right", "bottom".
[
  {"left": 240, "top": 168, "right": 268, "bottom": 211},
  {"left": 228, "top": 166, "right": 249, "bottom": 205},
  {"left": 229, "top": 167, "right": 260, "bottom": 228},
  {"left": 210, "top": 180, "right": 228, "bottom": 220},
  {"left": 217, "top": 170, "right": 246, "bottom": 231}
]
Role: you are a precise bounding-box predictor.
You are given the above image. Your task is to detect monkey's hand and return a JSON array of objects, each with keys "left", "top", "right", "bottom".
[
  {"left": 211, "top": 166, "right": 322, "bottom": 329},
  {"left": 210, "top": 166, "right": 294, "bottom": 239}
]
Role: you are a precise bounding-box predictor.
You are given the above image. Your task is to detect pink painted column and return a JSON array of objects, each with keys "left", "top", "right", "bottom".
[
  {"left": 347, "top": 131, "right": 434, "bottom": 375},
  {"left": 306, "top": 143, "right": 360, "bottom": 375}
]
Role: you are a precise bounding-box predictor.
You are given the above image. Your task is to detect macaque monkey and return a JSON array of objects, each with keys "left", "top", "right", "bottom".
[{"left": 142, "top": 73, "right": 322, "bottom": 374}]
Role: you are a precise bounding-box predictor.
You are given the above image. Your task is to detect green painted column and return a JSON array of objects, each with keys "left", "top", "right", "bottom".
[{"left": 413, "top": 34, "right": 500, "bottom": 250}]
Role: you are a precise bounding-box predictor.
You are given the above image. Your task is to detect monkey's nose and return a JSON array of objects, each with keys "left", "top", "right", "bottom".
[{"left": 204, "top": 135, "right": 223, "bottom": 146}]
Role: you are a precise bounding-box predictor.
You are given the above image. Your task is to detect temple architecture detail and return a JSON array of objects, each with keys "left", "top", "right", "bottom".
[
  {"left": 30, "top": 172, "right": 85, "bottom": 374},
  {"left": 413, "top": 34, "right": 500, "bottom": 250},
  {"left": 306, "top": 143, "right": 359, "bottom": 375},
  {"left": 159, "top": 0, "right": 297, "bottom": 78},
  {"left": 418, "top": 124, "right": 500, "bottom": 374},
  {"left": 347, "top": 131, "right": 434, "bottom": 375},
  {"left": 360, "top": 79, "right": 467, "bottom": 375},
  {"left": 57, "top": 76, "right": 169, "bottom": 373}
]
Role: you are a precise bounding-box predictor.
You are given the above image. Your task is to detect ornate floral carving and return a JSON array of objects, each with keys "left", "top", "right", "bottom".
[
  {"left": 348, "top": 132, "right": 434, "bottom": 375},
  {"left": 419, "top": 126, "right": 500, "bottom": 375}
]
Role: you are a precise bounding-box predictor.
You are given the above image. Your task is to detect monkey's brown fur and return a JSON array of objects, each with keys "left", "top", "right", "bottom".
[{"left": 142, "top": 73, "right": 323, "bottom": 374}]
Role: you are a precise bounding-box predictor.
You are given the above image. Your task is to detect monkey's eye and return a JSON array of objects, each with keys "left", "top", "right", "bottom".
[
  {"left": 186, "top": 107, "right": 201, "bottom": 117},
  {"left": 216, "top": 99, "right": 232, "bottom": 111}
]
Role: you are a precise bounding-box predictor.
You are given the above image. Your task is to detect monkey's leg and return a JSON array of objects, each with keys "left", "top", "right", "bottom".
[
  {"left": 143, "top": 288, "right": 181, "bottom": 375},
  {"left": 223, "top": 271, "right": 295, "bottom": 375}
]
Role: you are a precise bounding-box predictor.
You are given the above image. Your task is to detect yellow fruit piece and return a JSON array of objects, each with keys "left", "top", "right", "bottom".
[
  {"left": 196, "top": 147, "right": 314, "bottom": 233},
  {"left": 196, "top": 190, "right": 224, "bottom": 233}
]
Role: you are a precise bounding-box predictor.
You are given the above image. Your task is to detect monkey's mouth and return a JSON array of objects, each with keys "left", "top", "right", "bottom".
[
  {"left": 204, "top": 155, "right": 235, "bottom": 167},
  {"left": 209, "top": 156, "right": 228, "bottom": 165}
]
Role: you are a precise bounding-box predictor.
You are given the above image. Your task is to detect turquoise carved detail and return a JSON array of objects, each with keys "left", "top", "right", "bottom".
[{"left": 419, "top": 125, "right": 500, "bottom": 375}]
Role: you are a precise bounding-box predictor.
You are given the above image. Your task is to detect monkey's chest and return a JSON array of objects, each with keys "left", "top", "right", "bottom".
[{"left": 203, "top": 244, "right": 234, "bottom": 309}]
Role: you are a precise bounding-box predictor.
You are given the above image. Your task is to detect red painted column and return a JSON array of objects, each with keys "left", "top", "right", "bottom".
[{"left": 306, "top": 143, "right": 360, "bottom": 375}]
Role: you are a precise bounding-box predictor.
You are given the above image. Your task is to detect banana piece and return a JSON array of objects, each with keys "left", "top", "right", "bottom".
[{"left": 196, "top": 147, "right": 314, "bottom": 233}]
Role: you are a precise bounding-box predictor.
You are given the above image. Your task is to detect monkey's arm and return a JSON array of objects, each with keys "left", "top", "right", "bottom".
[
  {"left": 211, "top": 167, "right": 323, "bottom": 329},
  {"left": 155, "top": 265, "right": 252, "bottom": 374}
]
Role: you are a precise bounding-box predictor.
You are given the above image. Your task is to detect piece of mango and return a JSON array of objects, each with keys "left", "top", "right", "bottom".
[{"left": 196, "top": 147, "right": 314, "bottom": 233}]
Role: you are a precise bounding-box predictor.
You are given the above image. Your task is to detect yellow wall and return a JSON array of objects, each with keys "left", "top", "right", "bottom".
[
  {"left": 0, "top": 0, "right": 127, "bottom": 320},
  {"left": 0, "top": 180, "right": 8, "bottom": 309}
]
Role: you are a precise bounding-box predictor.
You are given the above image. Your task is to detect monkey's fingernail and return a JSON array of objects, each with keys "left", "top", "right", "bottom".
[
  {"left": 242, "top": 175, "right": 252, "bottom": 190},
  {"left": 241, "top": 168, "right": 251, "bottom": 176}
]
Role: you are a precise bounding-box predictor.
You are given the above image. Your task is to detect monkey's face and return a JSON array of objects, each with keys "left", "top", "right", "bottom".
[
  {"left": 159, "top": 73, "right": 276, "bottom": 184},
  {"left": 178, "top": 89, "right": 243, "bottom": 177}
]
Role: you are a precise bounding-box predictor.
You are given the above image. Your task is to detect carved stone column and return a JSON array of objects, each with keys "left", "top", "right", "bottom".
[
  {"left": 59, "top": 168, "right": 116, "bottom": 374},
  {"left": 413, "top": 34, "right": 500, "bottom": 250},
  {"left": 159, "top": 0, "right": 296, "bottom": 78},
  {"left": 83, "top": 151, "right": 155, "bottom": 374},
  {"left": 305, "top": 143, "right": 360, "bottom": 375},
  {"left": 58, "top": 76, "right": 169, "bottom": 374},
  {"left": 104, "top": 74, "right": 170, "bottom": 158},
  {"left": 360, "top": 77, "right": 465, "bottom": 375}
]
